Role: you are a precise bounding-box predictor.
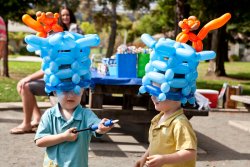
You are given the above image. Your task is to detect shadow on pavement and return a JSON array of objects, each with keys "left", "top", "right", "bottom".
[
  {"left": 196, "top": 131, "right": 250, "bottom": 161},
  {"left": 90, "top": 127, "right": 148, "bottom": 157},
  {"left": 0, "top": 118, "right": 22, "bottom": 124}
]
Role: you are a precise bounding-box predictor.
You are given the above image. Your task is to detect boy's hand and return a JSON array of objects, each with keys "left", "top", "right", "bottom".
[
  {"left": 63, "top": 127, "right": 78, "bottom": 142},
  {"left": 145, "top": 155, "right": 165, "bottom": 167},
  {"left": 134, "top": 159, "right": 146, "bottom": 167},
  {"left": 96, "top": 118, "right": 114, "bottom": 134}
]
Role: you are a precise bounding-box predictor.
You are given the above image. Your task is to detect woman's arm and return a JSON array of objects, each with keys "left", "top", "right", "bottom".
[
  {"left": 26, "top": 69, "right": 44, "bottom": 81},
  {"left": 17, "top": 70, "right": 44, "bottom": 94},
  {"left": 146, "top": 149, "right": 196, "bottom": 167},
  {"left": 35, "top": 127, "right": 78, "bottom": 147}
]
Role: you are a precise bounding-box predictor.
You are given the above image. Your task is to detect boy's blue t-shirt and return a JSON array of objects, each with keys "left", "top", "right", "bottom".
[{"left": 34, "top": 104, "right": 101, "bottom": 167}]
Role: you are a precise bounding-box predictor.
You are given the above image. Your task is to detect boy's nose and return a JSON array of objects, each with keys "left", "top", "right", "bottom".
[{"left": 66, "top": 91, "right": 75, "bottom": 97}]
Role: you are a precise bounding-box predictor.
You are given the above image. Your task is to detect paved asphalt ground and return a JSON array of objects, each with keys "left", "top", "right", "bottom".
[
  {"left": 0, "top": 102, "right": 250, "bottom": 167},
  {"left": 2, "top": 55, "right": 250, "bottom": 166}
]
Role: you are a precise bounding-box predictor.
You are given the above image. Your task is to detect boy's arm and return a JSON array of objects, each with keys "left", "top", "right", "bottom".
[
  {"left": 95, "top": 118, "right": 114, "bottom": 134},
  {"left": 35, "top": 127, "right": 78, "bottom": 147},
  {"left": 146, "top": 149, "right": 196, "bottom": 166},
  {"left": 134, "top": 149, "right": 149, "bottom": 167}
]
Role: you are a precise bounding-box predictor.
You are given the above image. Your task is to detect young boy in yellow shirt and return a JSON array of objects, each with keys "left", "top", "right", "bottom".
[
  {"left": 135, "top": 84, "right": 197, "bottom": 167},
  {"left": 135, "top": 33, "right": 217, "bottom": 167}
]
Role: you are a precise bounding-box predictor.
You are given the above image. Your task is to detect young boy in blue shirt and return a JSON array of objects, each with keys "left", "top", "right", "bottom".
[
  {"left": 35, "top": 89, "right": 112, "bottom": 167},
  {"left": 21, "top": 16, "right": 113, "bottom": 166}
]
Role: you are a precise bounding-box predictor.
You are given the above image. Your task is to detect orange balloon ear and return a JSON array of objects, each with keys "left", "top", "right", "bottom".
[
  {"left": 178, "top": 21, "right": 184, "bottom": 28},
  {"left": 190, "top": 21, "right": 200, "bottom": 31},
  {"left": 54, "top": 13, "right": 60, "bottom": 19},
  {"left": 22, "top": 14, "right": 44, "bottom": 32}
]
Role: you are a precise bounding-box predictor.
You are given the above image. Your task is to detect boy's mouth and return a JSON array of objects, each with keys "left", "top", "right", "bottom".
[{"left": 66, "top": 99, "right": 75, "bottom": 102}]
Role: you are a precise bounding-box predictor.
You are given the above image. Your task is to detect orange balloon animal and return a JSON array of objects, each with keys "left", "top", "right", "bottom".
[
  {"left": 22, "top": 11, "right": 63, "bottom": 38},
  {"left": 176, "top": 13, "right": 231, "bottom": 52}
]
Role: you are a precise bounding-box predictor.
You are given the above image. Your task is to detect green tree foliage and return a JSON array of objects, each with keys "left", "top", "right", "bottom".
[
  {"left": 96, "top": 0, "right": 154, "bottom": 57},
  {"left": 36, "top": 0, "right": 80, "bottom": 13},
  {"left": 132, "top": 0, "right": 249, "bottom": 76},
  {"left": 131, "top": 0, "right": 176, "bottom": 38},
  {"left": 80, "top": 22, "right": 97, "bottom": 34},
  {"left": 189, "top": 0, "right": 250, "bottom": 76},
  {"left": 8, "top": 32, "right": 30, "bottom": 54},
  {"left": 0, "top": 0, "right": 46, "bottom": 21},
  {"left": 133, "top": 15, "right": 165, "bottom": 35},
  {"left": 0, "top": 0, "right": 47, "bottom": 77}
]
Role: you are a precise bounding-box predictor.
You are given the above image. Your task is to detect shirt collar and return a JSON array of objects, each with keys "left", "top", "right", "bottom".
[
  {"left": 72, "top": 105, "right": 83, "bottom": 121},
  {"left": 53, "top": 103, "right": 83, "bottom": 121},
  {"left": 151, "top": 109, "right": 183, "bottom": 127}
]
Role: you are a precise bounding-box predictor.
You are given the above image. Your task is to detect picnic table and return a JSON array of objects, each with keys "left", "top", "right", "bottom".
[
  {"left": 89, "top": 70, "right": 209, "bottom": 119},
  {"left": 88, "top": 71, "right": 209, "bottom": 142},
  {"left": 230, "top": 95, "right": 250, "bottom": 111}
]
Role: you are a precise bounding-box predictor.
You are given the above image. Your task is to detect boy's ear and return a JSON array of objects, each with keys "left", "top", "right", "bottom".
[{"left": 53, "top": 91, "right": 57, "bottom": 96}]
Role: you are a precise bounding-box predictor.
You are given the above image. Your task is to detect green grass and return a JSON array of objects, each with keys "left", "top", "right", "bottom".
[
  {"left": 8, "top": 61, "right": 41, "bottom": 79},
  {"left": 0, "top": 77, "right": 20, "bottom": 102},
  {"left": 0, "top": 61, "right": 41, "bottom": 102},
  {"left": 197, "top": 62, "right": 250, "bottom": 95},
  {"left": 0, "top": 61, "right": 250, "bottom": 102}
]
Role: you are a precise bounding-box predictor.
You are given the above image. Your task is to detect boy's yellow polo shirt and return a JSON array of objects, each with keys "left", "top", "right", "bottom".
[{"left": 148, "top": 109, "right": 197, "bottom": 167}]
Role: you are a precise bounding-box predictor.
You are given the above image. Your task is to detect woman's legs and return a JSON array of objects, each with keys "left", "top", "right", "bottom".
[
  {"left": 31, "top": 102, "right": 41, "bottom": 126},
  {"left": 10, "top": 81, "right": 42, "bottom": 133},
  {"left": 11, "top": 83, "right": 41, "bottom": 132},
  {"left": 21, "top": 82, "right": 41, "bottom": 127}
]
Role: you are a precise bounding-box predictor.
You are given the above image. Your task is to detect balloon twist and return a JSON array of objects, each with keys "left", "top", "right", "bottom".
[
  {"left": 22, "top": 11, "right": 63, "bottom": 38},
  {"left": 139, "top": 34, "right": 216, "bottom": 104},
  {"left": 25, "top": 32, "right": 100, "bottom": 94},
  {"left": 176, "top": 13, "right": 231, "bottom": 52}
]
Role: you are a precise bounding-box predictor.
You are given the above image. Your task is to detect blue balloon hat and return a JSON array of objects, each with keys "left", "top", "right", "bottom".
[
  {"left": 25, "top": 31, "right": 100, "bottom": 95},
  {"left": 139, "top": 34, "right": 216, "bottom": 104}
]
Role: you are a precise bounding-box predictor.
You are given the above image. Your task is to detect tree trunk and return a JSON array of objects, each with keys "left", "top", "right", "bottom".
[
  {"left": 106, "top": 2, "right": 117, "bottom": 58},
  {"left": 215, "top": 25, "right": 227, "bottom": 76},
  {"left": 2, "top": 19, "right": 9, "bottom": 77},
  {"left": 175, "top": 0, "right": 190, "bottom": 37},
  {"left": 207, "top": 26, "right": 227, "bottom": 76}
]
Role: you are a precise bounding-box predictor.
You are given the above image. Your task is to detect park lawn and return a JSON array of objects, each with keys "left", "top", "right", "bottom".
[
  {"left": 197, "top": 62, "right": 250, "bottom": 95},
  {"left": 0, "top": 61, "right": 250, "bottom": 102},
  {"left": 8, "top": 61, "right": 41, "bottom": 79},
  {"left": 0, "top": 61, "right": 44, "bottom": 102}
]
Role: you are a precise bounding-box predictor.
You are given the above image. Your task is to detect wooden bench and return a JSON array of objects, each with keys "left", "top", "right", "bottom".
[{"left": 230, "top": 95, "right": 250, "bottom": 111}]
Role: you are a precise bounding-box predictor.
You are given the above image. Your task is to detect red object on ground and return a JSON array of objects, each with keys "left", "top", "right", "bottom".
[{"left": 197, "top": 89, "right": 219, "bottom": 108}]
